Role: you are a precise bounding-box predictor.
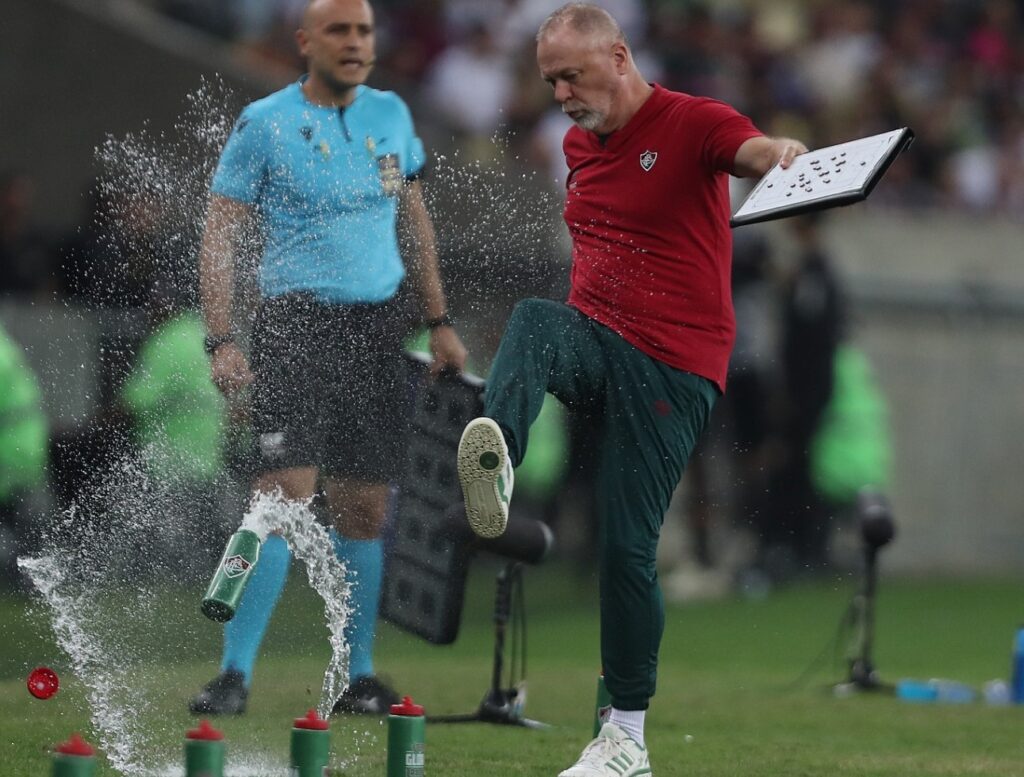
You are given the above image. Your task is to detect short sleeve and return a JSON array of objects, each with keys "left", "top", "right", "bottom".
[
  {"left": 690, "top": 99, "right": 763, "bottom": 173},
  {"left": 210, "top": 108, "right": 268, "bottom": 204},
  {"left": 394, "top": 97, "right": 427, "bottom": 178}
]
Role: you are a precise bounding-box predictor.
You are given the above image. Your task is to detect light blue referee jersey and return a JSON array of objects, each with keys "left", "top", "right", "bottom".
[{"left": 211, "top": 79, "right": 426, "bottom": 303}]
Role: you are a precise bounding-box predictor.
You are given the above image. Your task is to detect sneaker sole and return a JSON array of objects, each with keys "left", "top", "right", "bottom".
[{"left": 457, "top": 419, "right": 508, "bottom": 539}]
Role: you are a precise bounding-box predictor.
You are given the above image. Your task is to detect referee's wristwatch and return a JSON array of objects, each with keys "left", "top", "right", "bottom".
[
  {"left": 204, "top": 333, "right": 235, "bottom": 355},
  {"left": 425, "top": 313, "right": 453, "bottom": 330}
]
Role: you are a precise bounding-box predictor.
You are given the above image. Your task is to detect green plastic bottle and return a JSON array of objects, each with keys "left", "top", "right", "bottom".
[
  {"left": 387, "top": 696, "right": 425, "bottom": 777},
  {"left": 52, "top": 733, "right": 96, "bottom": 777},
  {"left": 201, "top": 528, "right": 262, "bottom": 622},
  {"left": 593, "top": 673, "right": 612, "bottom": 737},
  {"left": 290, "top": 709, "right": 330, "bottom": 777},
  {"left": 185, "top": 719, "right": 225, "bottom": 777}
]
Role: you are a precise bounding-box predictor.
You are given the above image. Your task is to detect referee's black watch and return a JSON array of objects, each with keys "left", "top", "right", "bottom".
[
  {"left": 425, "top": 313, "right": 453, "bottom": 330},
  {"left": 204, "top": 334, "right": 235, "bottom": 355}
]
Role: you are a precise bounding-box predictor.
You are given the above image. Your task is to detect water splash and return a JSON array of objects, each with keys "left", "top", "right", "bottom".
[
  {"left": 149, "top": 754, "right": 287, "bottom": 776},
  {"left": 18, "top": 453, "right": 185, "bottom": 775},
  {"left": 241, "top": 490, "right": 352, "bottom": 718},
  {"left": 80, "top": 77, "right": 260, "bottom": 310},
  {"left": 95, "top": 76, "right": 238, "bottom": 244},
  {"left": 19, "top": 482, "right": 355, "bottom": 774},
  {"left": 19, "top": 552, "right": 153, "bottom": 772},
  {"left": 423, "top": 147, "right": 565, "bottom": 312}
]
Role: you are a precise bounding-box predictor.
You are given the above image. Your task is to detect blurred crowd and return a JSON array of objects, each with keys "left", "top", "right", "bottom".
[
  {"left": 150, "top": 0, "right": 1024, "bottom": 213},
  {"left": 5, "top": 1, "right": 1024, "bottom": 301}
]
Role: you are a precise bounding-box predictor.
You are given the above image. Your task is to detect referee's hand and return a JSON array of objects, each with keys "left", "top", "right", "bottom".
[
  {"left": 429, "top": 326, "right": 467, "bottom": 376},
  {"left": 210, "top": 342, "right": 254, "bottom": 396}
]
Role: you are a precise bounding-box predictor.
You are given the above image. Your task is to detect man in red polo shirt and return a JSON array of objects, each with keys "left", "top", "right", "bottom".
[{"left": 456, "top": 4, "right": 807, "bottom": 774}]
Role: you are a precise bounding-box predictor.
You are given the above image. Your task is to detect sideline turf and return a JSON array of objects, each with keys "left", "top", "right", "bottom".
[{"left": 2, "top": 562, "right": 1023, "bottom": 775}]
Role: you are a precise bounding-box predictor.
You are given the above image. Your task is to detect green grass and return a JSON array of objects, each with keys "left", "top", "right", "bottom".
[{"left": 3, "top": 561, "right": 1023, "bottom": 775}]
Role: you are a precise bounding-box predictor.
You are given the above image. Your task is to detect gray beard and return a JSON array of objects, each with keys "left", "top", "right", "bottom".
[{"left": 569, "top": 109, "right": 606, "bottom": 132}]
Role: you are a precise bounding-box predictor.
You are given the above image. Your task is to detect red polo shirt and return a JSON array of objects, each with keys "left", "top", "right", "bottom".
[{"left": 563, "top": 84, "right": 762, "bottom": 391}]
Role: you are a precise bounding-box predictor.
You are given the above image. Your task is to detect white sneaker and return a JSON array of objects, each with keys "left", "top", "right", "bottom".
[
  {"left": 559, "top": 723, "right": 652, "bottom": 776},
  {"left": 457, "top": 417, "right": 514, "bottom": 539}
]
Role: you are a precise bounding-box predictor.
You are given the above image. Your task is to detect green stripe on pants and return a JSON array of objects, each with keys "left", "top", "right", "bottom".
[{"left": 484, "top": 299, "right": 717, "bottom": 710}]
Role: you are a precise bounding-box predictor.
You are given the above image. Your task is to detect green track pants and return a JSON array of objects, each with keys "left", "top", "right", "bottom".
[{"left": 484, "top": 299, "right": 717, "bottom": 710}]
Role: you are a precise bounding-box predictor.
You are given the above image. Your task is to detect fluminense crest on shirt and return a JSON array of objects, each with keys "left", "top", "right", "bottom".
[{"left": 639, "top": 150, "right": 658, "bottom": 171}]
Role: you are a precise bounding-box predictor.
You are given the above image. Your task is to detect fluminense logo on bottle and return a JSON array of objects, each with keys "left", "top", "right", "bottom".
[{"left": 222, "top": 555, "right": 251, "bottom": 578}]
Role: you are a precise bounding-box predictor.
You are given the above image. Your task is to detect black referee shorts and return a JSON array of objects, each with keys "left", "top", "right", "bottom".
[{"left": 249, "top": 292, "right": 412, "bottom": 482}]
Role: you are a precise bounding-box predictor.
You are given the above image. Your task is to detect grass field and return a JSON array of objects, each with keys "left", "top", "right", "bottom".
[{"left": 2, "top": 560, "right": 1023, "bottom": 775}]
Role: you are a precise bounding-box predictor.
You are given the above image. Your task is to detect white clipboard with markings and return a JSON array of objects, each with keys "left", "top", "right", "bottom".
[{"left": 730, "top": 128, "right": 914, "bottom": 227}]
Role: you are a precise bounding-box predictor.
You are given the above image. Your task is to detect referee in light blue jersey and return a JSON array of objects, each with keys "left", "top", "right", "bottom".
[{"left": 190, "top": 0, "right": 467, "bottom": 716}]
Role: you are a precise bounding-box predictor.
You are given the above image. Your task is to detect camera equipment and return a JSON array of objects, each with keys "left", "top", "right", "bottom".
[{"left": 839, "top": 488, "right": 896, "bottom": 692}]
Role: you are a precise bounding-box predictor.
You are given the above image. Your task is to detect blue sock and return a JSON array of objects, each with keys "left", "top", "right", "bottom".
[
  {"left": 329, "top": 530, "right": 384, "bottom": 682},
  {"left": 221, "top": 533, "right": 290, "bottom": 686}
]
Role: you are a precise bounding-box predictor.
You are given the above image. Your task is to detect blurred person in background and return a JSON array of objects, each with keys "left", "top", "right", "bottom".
[
  {"left": 189, "top": 0, "right": 466, "bottom": 716},
  {"left": 60, "top": 185, "right": 168, "bottom": 310},
  {"left": 752, "top": 213, "right": 845, "bottom": 585},
  {"left": 455, "top": 5, "right": 806, "bottom": 774},
  {"left": 119, "top": 269, "right": 228, "bottom": 577},
  {"left": 50, "top": 186, "right": 175, "bottom": 521},
  {"left": 663, "top": 230, "right": 776, "bottom": 603},
  {"left": 0, "top": 170, "right": 57, "bottom": 300},
  {"left": 0, "top": 321, "right": 48, "bottom": 588},
  {"left": 424, "top": 19, "right": 514, "bottom": 154}
]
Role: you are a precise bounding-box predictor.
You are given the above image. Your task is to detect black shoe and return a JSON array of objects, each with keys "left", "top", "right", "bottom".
[
  {"left": 189, "top": 670, "right": 248, "bottom": 715},
  {"left": 332, "top": 675, "right": 401, "bottom": 715}
]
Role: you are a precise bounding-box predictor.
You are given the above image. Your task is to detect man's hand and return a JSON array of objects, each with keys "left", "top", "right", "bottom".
[
  {"left": 774, "top": 138, "right": 808, "bottom": 170},
  {"left": 733, "top": 135, "right": 809, "bottom": 178},
  {"left": 428, "top": 326, "right": 467, "bottom": 376},
  {"left": 210, "top": 342, "right": 254, "bottom": 396}
]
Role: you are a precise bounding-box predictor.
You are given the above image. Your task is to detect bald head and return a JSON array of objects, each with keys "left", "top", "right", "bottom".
[
  {"left": 302, "top": 0, "right": 372, "bottom": 30},
  {"left": 537, "top": 3, "right": 625, "bottom": 46},
  {"left": 536, "top": 2, "right": 649, "bottom": 135},
  {"left": 297, "top": 0, "right": 375, "bottom": 106}
]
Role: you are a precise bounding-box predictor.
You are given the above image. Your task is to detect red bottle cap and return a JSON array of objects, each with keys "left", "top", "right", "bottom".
[
  {"left": 293, "top": 709, "right": 330, "bottom": 730},
  {"left": 56, "top": 733, "right": 94, "bottom": 757},
  {"left": 186, "top": 719, "right": 225, "bottom": 741},
  {"left": 27, "top": 666, "right": 60, "bottom": 700},
  {"left": 390, "top": 696, "right": 425, "bottom": 716}
]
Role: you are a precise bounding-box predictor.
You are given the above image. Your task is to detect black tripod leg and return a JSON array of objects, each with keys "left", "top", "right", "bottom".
[{"left": 429, "top": 562, "right": 551, "bottom": 727}]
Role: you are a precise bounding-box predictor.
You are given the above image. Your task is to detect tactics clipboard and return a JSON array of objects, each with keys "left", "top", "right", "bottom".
[{"left": 730, "top": 128, "right": 914, "bottom": 227}]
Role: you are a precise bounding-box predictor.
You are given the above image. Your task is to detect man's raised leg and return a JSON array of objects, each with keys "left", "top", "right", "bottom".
[{"left": 459, "top": 299, "right": 602, "bottom": 539}]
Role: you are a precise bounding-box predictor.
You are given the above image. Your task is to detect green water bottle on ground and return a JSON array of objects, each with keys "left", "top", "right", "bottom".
[
  {"left": 201, "top": 528, "right": 262, "bottom": 622},
  {"left": 387, "top": 696, "right": 425, "bottom": 777},
  {"left": 290, "top": 709, "right": 330, "bottom": 777},
  {"left": 185, "top": 719, "right": 225, "bottom": 777},
  {"left": 52, "top": 733, "right": 96, "bottom": 777},
  {"left": 593, "top": 673, "right": 612, "bottom": 737}
]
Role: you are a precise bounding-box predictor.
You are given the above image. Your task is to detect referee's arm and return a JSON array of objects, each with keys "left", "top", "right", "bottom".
[
  {"left": 398, "top": 180, "right": 468, "bottom": 373},
  {"left": 198, "top": 194, "right": 254, "bottom": 394}
]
